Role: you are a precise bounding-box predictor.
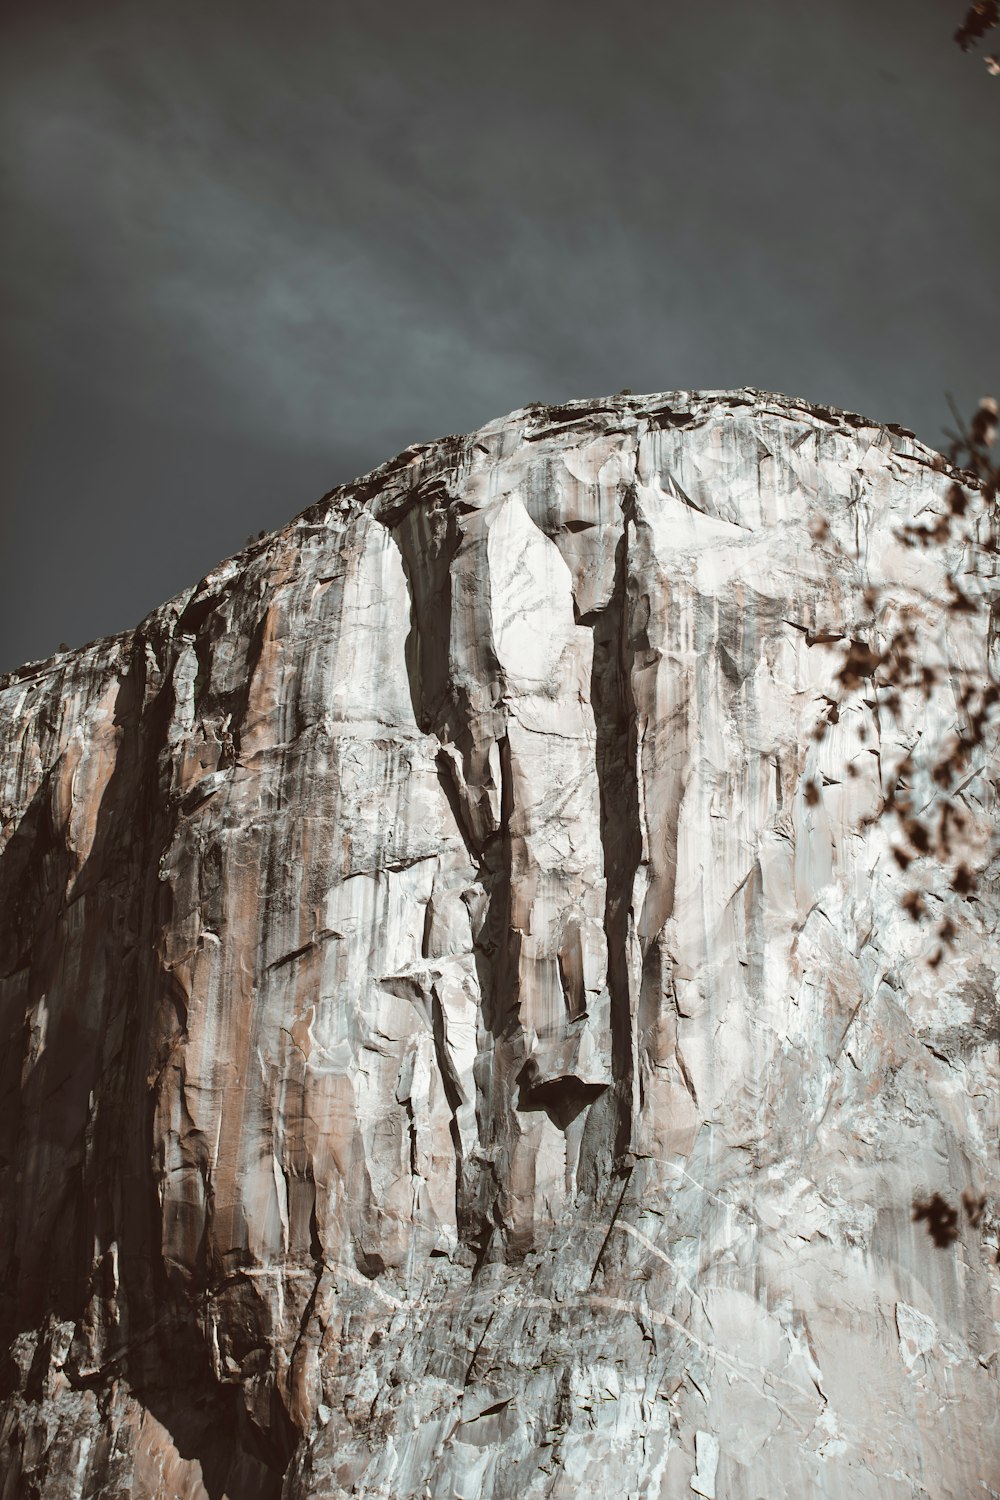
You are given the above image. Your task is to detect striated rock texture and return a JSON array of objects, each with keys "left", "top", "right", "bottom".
[{"left": 1, "top": 389, "right": 999, "bottom": 1499}]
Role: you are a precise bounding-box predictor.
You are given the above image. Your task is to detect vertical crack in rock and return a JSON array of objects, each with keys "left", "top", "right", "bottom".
[
  {"left": 389, "top": 497, "right": 517, "bottom": 1262},
  {"left": 583, "top": 486, "right": 645, "bottom": 1163},
  {"left": 429, "top": 983, "right": 469, "bottom": 1218}
]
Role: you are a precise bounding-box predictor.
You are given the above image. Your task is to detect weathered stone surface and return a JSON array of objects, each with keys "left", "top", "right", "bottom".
[{"left": 1, "top": 389, "right": 998, "bottom": 1498}]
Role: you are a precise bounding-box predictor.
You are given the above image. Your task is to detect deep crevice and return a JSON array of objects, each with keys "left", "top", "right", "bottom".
[{"left": 586, "top": 490, "right": 645, "bottom": 1164}]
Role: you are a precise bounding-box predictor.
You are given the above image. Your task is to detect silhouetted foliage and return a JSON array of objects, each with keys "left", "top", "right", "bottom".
[
  {"left": 963, "top": 1188, "right": 987, "bottom": 1227},
  {"left": 912, "top": 1188, "right": 997, "bottom": 1260},
  {"left": 912, "top": 1192, "right": 960, "bottom": 1247},
  {"left": 811, "top": 397, "right": 1000, "bottom": 961},
  {"left": 955, "top": 1, "right": 1000, "bottom": 72}
]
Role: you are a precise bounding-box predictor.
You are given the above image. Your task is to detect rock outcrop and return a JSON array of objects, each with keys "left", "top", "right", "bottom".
[{"left": 1, "top": 390, "right": 998, "bottom": 1499}]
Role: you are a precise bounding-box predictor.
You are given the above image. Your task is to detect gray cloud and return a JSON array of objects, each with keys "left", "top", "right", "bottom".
[{"left": 2, "top": 0, "right": 999, "bottom": 668}]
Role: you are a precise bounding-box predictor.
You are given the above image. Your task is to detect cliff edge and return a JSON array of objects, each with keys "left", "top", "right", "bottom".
[{"left": 1, "top": 390, "right": 998, "bottom": 1499}]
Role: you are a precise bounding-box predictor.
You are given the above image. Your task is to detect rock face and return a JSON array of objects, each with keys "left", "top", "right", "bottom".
[{"left": 1, "top": 389, "right": 998, "bottom": 1499}]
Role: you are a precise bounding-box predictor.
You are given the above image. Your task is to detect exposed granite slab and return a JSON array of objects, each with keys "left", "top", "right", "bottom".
[{"left": 1, "top": 390, "right": 997, "bottom": 1499}]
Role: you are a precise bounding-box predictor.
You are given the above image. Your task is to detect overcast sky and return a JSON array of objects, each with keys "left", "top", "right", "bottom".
[{"left": 2, "top": 0, "right": 998, "bottom": 671}]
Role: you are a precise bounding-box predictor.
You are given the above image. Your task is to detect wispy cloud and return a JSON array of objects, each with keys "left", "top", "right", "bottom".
[{"left": 2, "top": 0, "right": 999, "bottom": 665}]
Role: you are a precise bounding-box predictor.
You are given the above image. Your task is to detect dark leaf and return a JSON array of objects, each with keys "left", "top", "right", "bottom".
[
  {"left": 946, "top": 576, "right": 978, "bottom": 614},
  {"left": 902, "top": 890, "right": 927, "bottom": 921},
  {"left": 902, "top": 818, "right": 931, "bottom": 854},
  {"left": 932, "top": 759, "right": 954, "bottom": 788},
  {"left": 913, "top": 1193, "right": 959, "bottom": 1247},
  {"left": 955, "top": 2, "right": 1000, "bottom": 52},
  {"left": 837, "top": 641, "right": 884, "bottom": 691},
  {"left": 962, "top": 1190, "right": 986, "bottom": 1228}
]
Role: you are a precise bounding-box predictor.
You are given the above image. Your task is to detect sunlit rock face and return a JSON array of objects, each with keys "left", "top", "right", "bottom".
[{"left": 1, "top": 389, "right": 998, "bottom": 1500}]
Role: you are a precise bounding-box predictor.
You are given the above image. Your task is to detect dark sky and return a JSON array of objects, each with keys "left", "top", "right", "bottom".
[{"left": 2, "top": 0, "right": 998, "bottom": 672}]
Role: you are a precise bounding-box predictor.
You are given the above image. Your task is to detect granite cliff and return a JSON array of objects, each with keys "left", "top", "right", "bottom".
[{"left": 1, "top": 390, "right": 998, "bottom": 1499}]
